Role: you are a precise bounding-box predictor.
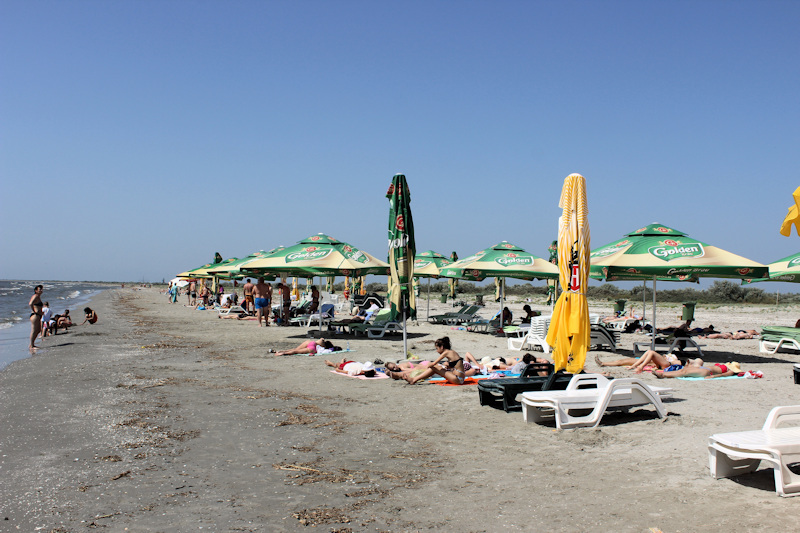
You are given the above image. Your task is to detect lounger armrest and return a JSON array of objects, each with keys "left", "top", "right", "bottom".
[{"left": 763, "top": 405, "right": 800, "bottom": 430}]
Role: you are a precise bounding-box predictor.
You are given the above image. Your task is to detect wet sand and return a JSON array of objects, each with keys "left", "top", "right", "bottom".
[{"left": 1, "top": 288, "right": 799, "bottom": 532}]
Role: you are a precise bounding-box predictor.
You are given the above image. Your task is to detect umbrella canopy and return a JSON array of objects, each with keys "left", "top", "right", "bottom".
[
  {"left": 780, "top": 186, "right": 800, "bottom": 237},
  {"left": 590, "top": 223, "right": 768, "bottom": 281},
  {"left": 241, "top": 234, "right": 389, "bottom": 277},
  {"left": 546, "top": 173, "right": 591, "bottom": 373},
  {"left": 744, "top": 252, "right": 800, "bottom": 283},
  {"left": 386, "top": 174, "right": 416, "bottom": 323},
  {"left": 440, "top": 242, "right": 559, "bottom": 281},
  {"left": 177, "top": 257, "right": 239, "bottom": 279},
  {"left": 207, "top": 250, "right": 277, "bottom": 279},
  {"left": 413, "top": 250, "right": 452, "bottom": 278}
]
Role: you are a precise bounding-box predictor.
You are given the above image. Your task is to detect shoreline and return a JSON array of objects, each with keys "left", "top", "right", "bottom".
[{"left": 1, "top": 288, "right": 799, "bottom": 531}]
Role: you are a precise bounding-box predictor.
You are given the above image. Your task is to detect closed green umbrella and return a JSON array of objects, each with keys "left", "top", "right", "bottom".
[{"left": 386, "top": 174, "right": 416, "bottom": 356}]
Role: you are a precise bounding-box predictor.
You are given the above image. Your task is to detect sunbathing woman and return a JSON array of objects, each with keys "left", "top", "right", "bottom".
[
  {"left": 698, "top": 330, "right": 759, "bottom": 340},
  {"left": 596, "top": 350, "right": 682, "bottom": 373},
  {"left": 653, "top": 359, "right": 741, "bottom": 379},
  {"left": 404, "top": 336, "right": 466, "bottom": 385},
  {"left": 325, "top": 359, "right": 376, "bottom": 377},
  {"left": 271, "top": 338, "right": 336, "bottom": 356}
]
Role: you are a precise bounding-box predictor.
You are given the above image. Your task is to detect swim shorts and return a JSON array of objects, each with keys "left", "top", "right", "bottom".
[
  {"left": 254, "top": 297, "right": 268, "bottom": 310},
  {"left": 664, "top": 364, "right": 683, "bottom": 372},
  {"left": 245, "top": 294, "right": 254, "bottom": 303}
]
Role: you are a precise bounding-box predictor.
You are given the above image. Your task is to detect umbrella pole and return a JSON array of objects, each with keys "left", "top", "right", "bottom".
[
  {"left": 427, "top": 278, "right": 431, "bottom": 320},
  {"left": 402, "top": 305, "right": 408, "bottom": 359},
  {"left": 650, "top": 275, "right": 657, "bottom": 350},
  {"left": 642, "top": 280, "right": 647, "bottom": 321}
]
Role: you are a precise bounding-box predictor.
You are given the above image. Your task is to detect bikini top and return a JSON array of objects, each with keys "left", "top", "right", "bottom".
[{"left": 445, "top": 357, "right": 464, "bottom": 369}]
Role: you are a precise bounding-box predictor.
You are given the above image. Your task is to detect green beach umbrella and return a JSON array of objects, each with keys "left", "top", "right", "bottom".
[
  {"left": 743, "top": 252, "right": 800, "bottom": 284},
  {"left": 386, "top": 174, "right": 416, "bottom": 356},
  {"left": 178, "top": 257, "right": 239, "bottom": 279},
  {"left": 241, "top": 234, "right": 389, "bottom": 278},
  {"left": 207, "top": 251, "right": 277, "bottom": 280},
  {"left": 441, "top": 241, "right": 559, "bottom": 331},
  {"left": 440, "top": 242, "right": 560, "bottom": 282},
  {"left": 590, "top": 223, "right": 768, "bottom": 348}
]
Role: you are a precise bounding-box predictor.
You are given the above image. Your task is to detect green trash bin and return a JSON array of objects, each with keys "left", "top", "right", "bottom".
[
  {"left": 681, "top": 302, "right": 696, "bottom": 321},
  {"left": 613, "top": 299, "right": 626, "bottom": 315},
  {"left": 440, "top": 294, "right": 447, "bottom": 303}
]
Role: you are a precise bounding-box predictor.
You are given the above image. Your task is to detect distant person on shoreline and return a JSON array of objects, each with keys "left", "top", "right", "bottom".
[
  {"left": 29, "top": 285, "right": 44, "bottom": 352},
  {"left": 40, "top": 302, "right": 52, "bottom": 339},
  {"left": 80, "top": 307, "right": 98, "bottom": 325},
  {"left": 54, "top": 310, "right": 73, "bottom": 334}
]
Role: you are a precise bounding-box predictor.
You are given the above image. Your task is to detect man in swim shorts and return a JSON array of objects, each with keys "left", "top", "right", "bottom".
[
  {"left": 279, "top": 282, "right": 291, "bottom": 325},
  {"left": 188, "top": 280, "right": 197, "bottom": 306},
  {"left": 242, "top": 278, "right": 254, "bottom": 313},
  {"left": 253, "top": 277, "right": 271, "bottom": 327}
]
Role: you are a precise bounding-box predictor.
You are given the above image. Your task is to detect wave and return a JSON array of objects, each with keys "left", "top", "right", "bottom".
[
  {"left": 0, "top": 322, "right": 15, "bottom": 330},
  {"left": 67, "top": 290, "right": 81, "bottom": 299}
]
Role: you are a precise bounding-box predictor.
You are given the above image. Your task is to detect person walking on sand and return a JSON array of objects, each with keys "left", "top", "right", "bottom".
[
  {"left": 188, "top": 280, "right": 197, "bottom": 306},
  {"left": 29, "top": 285, "right": 44, "bottom": 352},
  {"left": 243, "top": 279, "right": 254, "bottom": 314},
  {"left": 253, "top": 277, "right": 271, "bottom": 327}
]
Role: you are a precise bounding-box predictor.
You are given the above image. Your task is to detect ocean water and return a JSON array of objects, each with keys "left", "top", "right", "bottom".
[{"left": 0, "top": 280, "right": 110, "bottom": 371}]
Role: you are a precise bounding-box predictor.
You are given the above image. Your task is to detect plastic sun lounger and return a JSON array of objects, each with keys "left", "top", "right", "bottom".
[
  {"left": 759, "top": 327, "right": 800, "bottom": 355},
  {"left": 708, "top": 405, "right": 800, "bottom": 497},
  {"left": 590, "top": 324, "right": 620, "bottom": 352},
  {"left": 478, "top": 363, "right": 566, "bottom": 412},
  {"left": 520, "top": 374, "right": 673, "bottom": 429},
  {"left": 633, "top": 336, "right": 706, "bottom": 356}
]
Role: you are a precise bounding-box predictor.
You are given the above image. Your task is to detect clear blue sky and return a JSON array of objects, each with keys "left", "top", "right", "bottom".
[{"left": 1, "top": 1, "right": 798, "bottom": 292}]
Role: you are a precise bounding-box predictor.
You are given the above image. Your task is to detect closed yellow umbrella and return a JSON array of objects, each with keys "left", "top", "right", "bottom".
[
  {"left": 780, "top": 186, "right": 800, "bottom": 237},
  {"left": 546, "top": 174, "right": 591, "bottom": 373}
]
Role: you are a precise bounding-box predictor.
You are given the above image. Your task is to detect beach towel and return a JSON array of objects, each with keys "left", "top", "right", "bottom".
[
  {"left": 434, "top": 377, "right": 483, "bottom": 386},
  {"left": 677, "top": 371, "right": 761, "bottom": 380},
  {"left": 329, "top": 370, "right": 389, "bottom": 380}
]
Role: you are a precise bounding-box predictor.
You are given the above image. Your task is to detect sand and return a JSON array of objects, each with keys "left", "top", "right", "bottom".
[{"left": 1, "top": 288, "right": 799, "bottom": 532}]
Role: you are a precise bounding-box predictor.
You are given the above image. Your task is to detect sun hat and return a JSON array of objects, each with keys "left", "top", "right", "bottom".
[
  {"left": 362, "top": 361, "right": 375, "bottom": 372},
  {"left": 726, "top": 361, "right": 741, "bottom": 373}
]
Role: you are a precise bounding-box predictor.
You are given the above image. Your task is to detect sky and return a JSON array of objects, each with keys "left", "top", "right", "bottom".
[{"left": 1, "top": 1, "right": 798, "bottom": 292}]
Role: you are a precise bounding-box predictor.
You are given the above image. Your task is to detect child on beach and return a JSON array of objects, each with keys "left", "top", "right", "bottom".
[{"left": 80, "top": 307, "right": 98, "bottom": 325}]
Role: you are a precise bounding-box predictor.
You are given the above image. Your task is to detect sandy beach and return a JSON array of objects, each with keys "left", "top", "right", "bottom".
[{"left": 1, "top": 287, "right": 799, "bottom": 532}]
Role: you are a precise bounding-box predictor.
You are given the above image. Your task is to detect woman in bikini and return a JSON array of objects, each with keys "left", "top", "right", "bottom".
[
  {"left": 404, "top": 336, "right": 467, "bottom": 385},
  {"left": 29, "top": 285, "right": 44, "bottom": 352},
  {"left": 271, "top": 338, "right": 336, "bottom": 356},
  {"left": 653, "top": 358, "right": 741, "bottom": 379},
  {"left": 596, "top": 350, "right": 682, "bottom": 374}
]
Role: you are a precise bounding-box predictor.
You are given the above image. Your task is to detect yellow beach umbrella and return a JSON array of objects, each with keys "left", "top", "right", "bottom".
[
  {"left": 546, "top": 174, "right": 591, "bottom": 373},
  {"left": 780, "top": 186, "right": 800, "bottom": 237}
]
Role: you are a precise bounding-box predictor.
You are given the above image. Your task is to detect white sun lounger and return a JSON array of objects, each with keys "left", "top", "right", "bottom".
[
  {"left": 520, "top": 374, "right": 672, "bottom": 429},
  {"left": 708, "top": 405, "right": 800, "bottom": 497},
  {"left": 508, "top": 316, "right": 551, "bottom": 353},
  {"left": 217, "top": 305, "right": 247, "bottom": 316}
]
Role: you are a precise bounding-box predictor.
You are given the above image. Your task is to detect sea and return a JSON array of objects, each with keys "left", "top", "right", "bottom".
[{"left": 0, "top": 280, "right": 112, "bottom": 371}]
